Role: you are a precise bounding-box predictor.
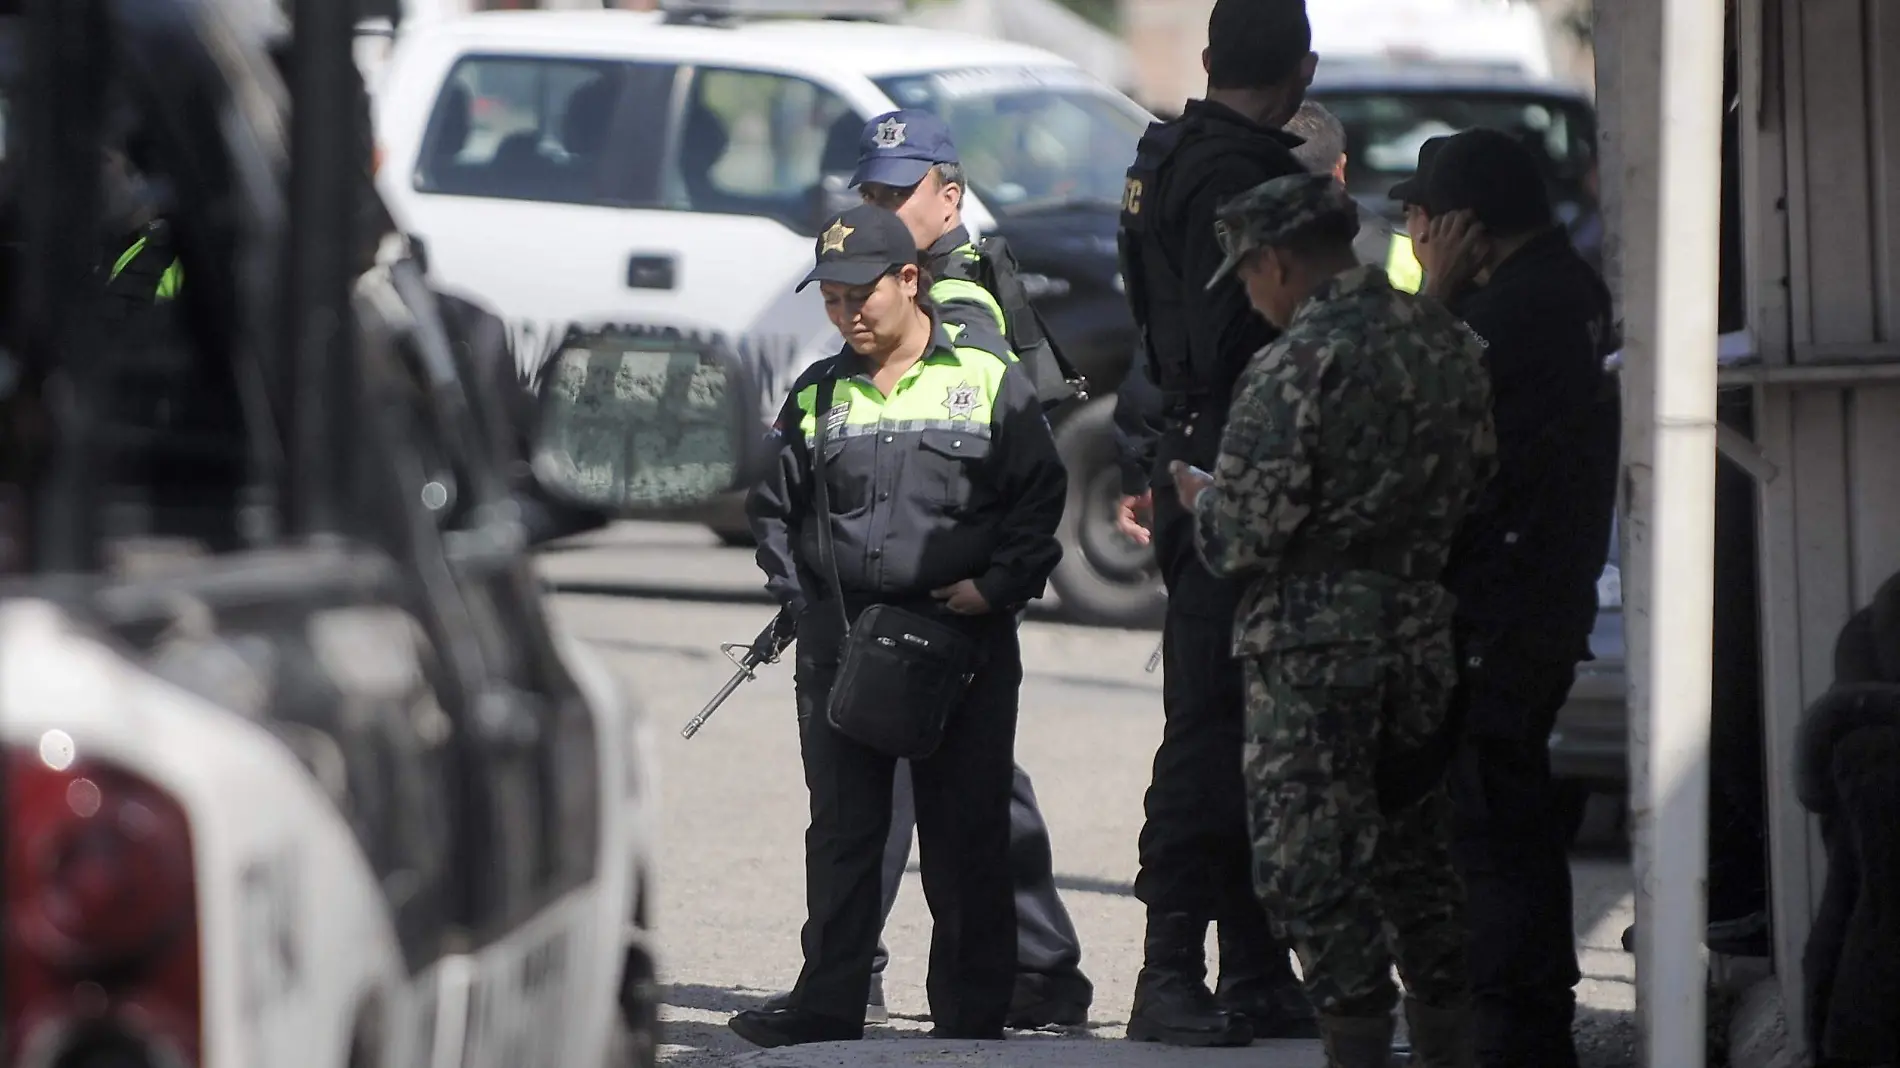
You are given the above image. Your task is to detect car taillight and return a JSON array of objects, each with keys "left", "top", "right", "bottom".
[{"left": 5, "top": 738, "right": 202, "bottom": 1066}]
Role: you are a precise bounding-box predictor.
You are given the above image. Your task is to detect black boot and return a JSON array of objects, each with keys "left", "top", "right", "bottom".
[
  {"left": 1126, "top": 913, "right": 1253, "bottom": 1047},
  {"left": 1217, "top": 977, "right": 1320, "bottom": 1039},
  {"left": 1214, "top": 912, "right": 1319, "bottom": 1038},
  {"left": 727, "top": 1007, "right": 861, "bottom": 1048},
  {"left": 1008, "top": 971, "right": 1093, "bottom": 1030}
]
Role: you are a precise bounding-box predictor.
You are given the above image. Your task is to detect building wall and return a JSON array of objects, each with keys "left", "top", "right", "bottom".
[
  {"left": 1121, "top": 0, "right": 1211, "bottom": 112},
  {"left": 1120, "top": 0, "right": 1597, "bottom": 113}
]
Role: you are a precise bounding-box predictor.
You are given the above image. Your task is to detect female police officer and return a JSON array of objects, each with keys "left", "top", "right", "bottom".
[{"left": 730, "top": 203, "right": 1067, "bottom": 1048}]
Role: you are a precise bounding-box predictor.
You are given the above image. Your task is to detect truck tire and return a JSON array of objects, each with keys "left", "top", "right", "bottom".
[{"left": 1049, "top": 397, "right": 1165, "bottom": 629}]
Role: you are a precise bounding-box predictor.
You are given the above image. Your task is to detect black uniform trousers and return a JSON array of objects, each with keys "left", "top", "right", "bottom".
[
  {"left": 871, "top": 760, "right": 1089, "bottom": 985},
  {"left": 790, "top": 608, "right": 1021, "bottom": 1035},
  {"left": 1448, "top": 637, "right": 1582, "bottom": 1067},
  {"left": 1134, "top": 499, "right": 1290, "bottom": 980}
]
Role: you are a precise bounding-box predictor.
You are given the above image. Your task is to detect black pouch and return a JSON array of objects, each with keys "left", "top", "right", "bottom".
[
  {"left": 810, "top": 378, "right": 977, "bottom": 760},
  {"left": 826, "top": 604, "right": 976, "bottom": 760}
]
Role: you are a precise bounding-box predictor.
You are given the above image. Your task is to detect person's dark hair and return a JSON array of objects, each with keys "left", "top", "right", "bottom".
[
  {"left": 1287, "top": 101, "right": 1346, "bottom": 174},
  {"left": 1206, "top": 0, "right": 1311, "bottom": 91},
  {"left": 931, "top": 162, "right": 964, "bottom": 190},
  {"left": 914, "top": 262, "right": 936, "bottom": 306}
]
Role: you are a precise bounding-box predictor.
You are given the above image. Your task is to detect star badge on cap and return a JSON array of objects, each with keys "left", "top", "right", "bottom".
[
  {"left": 872, "top": 117, "right": 907, "bottom": 150},
  {"left": 821, "top": 221, "right": 855, "bottom": 254}
]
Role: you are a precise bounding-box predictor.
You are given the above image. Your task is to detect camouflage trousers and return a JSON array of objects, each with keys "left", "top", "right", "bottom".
[{"left": 1241, "top": 641, "right": 1469, "bottom": 1017}]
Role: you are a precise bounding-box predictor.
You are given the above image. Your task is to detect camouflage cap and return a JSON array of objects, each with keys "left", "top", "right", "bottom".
[{"left": 1205, "top": 173, "right": 1360, "bottom": 290}]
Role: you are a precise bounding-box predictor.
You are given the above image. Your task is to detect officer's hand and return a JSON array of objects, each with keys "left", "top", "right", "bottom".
[
  {"left": 1169, "top": 461, "right": 1214, "bottom": 512},
  {"left": 932, "top": 580, "right": 992, "bottom": 616},
  {"left": 1417, "top": 210, "right": 1488, "bottom": 299},
  {"left": 1116, "top": 491, "right": 1154, "bottom": 546}
]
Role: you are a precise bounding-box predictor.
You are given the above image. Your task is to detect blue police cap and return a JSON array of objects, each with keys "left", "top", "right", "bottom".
[{"left": 850, "top": 109, "right": 959, "bottom": 189}]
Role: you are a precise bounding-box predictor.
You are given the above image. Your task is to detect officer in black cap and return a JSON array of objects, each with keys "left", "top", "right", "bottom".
[
  {"left": 820, "top": 105, "right": 1097, "bottom": 1030},
  {"left": 1393, "top": 127, "right": 1621, "bottom": 1068},
  {"left": 733, "top": 203, "right": 1067, "bottom": 1049},
  {"left": 1109, "top": 0, "right": 1320, "bottom": 1047}
]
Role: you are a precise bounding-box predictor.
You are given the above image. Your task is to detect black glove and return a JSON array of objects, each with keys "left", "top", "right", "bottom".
[{"left": 752, "top": 610, "right": 798, "bottom": 662}]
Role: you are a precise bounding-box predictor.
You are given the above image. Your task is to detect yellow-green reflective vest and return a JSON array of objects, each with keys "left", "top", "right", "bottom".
[
  {"left": 1385, "top": 232, "right": 1423, "bottom": 295},
  {"left": 110, "top": 236, "right": 183, "bottom": 301},
  {"left": 789, "top": 322, "right": 1013, "bottom": 440}
]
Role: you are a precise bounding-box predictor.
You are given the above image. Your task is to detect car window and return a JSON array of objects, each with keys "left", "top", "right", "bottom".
[
  {"left": 1310, "top": 90, "right": 1596, "bottom": 206},
  {"left": 414, "top": 54, "right": 674, "bottom": 208},
  {"left": 875, "top": 68, "right": 1149, "bottom": 216},
  {"left": 666, "top": 67, "right": 859, "bottom": 234}
]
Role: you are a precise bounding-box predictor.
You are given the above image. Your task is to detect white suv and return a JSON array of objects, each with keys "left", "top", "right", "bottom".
[{"left": 372, "top": 6, "right": 1170, "bottom": 628}]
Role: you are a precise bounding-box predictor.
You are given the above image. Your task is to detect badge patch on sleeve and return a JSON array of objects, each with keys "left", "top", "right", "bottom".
[{"left": 943, "top": 382, "right": 981, "bottom": 420}]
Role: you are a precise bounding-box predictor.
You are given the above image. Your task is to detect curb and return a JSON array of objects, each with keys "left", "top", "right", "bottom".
[
  {"left": 729, "top": 1038, "right": 1326, "bottom": 1067},
  {"left": 1727, "top": 976, "right": 1802, "bottom": 1068}
]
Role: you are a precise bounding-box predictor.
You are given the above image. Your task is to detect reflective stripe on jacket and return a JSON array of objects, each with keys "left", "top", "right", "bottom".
[{"left": 747, "top": 315, "right": 1067, "bottom": 614}]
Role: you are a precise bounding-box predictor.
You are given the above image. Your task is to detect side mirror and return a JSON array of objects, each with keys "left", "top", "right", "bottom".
[{"left": 530, "top": 326, "right": 755, "bottom": 516}]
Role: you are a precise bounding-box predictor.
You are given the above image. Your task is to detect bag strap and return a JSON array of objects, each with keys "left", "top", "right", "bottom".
[{"left": 809, "top": 374, "right": 852, "bottom": 634}]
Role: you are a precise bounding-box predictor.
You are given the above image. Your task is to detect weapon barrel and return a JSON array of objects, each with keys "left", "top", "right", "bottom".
[
  {"left": 678, "top": 610, "right": 790, "bottom": 739},
  {"left": 681, "top": 668, "right": 749, "bottom": 739}
]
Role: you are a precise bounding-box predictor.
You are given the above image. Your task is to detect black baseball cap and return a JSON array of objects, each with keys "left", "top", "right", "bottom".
[
  {"left": 1387, "top": 127, "right": 1553, "bottom": 231},
  {"left": 796, "top": 204, "right": 919, "bottom": 292}
]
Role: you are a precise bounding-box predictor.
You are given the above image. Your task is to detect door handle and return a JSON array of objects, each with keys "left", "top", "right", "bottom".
[{"left": 627, "top": 254, "right": 677, "bottom": 290}]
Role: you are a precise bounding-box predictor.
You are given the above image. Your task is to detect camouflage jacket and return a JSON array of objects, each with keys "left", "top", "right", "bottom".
[{"left": 1191, "top": 265, "right": 1497, "bottom": 656}]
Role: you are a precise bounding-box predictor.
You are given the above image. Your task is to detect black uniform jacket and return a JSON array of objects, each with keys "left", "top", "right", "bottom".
[
  {"left": 1113, "top": 99, "right": 1306, "bottom": 493},
  {"left": 1442, "top": 226, "right": 1621, "bottom": 662},
  {"left": 747, "top": 314, "right": 1067, "bottom": 618}
]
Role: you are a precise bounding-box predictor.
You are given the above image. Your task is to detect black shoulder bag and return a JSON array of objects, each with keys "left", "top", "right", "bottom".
[{"left": 810, "top": 377, "right": 978, "bottom": 761}]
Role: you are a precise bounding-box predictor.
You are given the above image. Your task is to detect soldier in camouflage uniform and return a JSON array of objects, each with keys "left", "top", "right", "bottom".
[{"left": 1167, "top": 173, "right": 1497, "bottom": 1068}]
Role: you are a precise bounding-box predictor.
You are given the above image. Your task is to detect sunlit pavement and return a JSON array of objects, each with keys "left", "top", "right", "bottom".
[{"left": 547, "top": 522, "right": 1636, "bottom": 1068}]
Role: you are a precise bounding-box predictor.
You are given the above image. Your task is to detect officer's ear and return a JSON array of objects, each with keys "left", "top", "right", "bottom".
[{"left": 897, "top": 262, "right": 922, "bottom": 300}]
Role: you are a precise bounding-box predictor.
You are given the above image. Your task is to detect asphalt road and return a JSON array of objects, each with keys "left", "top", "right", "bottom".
[{"left": 542, "top": 522, "right": 1638, "bottom": 1068}]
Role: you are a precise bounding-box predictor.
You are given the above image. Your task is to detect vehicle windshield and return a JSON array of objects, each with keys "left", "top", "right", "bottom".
[
  {"left": 873, "top": 68, "right": 1149, "bottom": 216},
  {"left": 1309, "top": 89, "right": 1597, "bottom": 207}
]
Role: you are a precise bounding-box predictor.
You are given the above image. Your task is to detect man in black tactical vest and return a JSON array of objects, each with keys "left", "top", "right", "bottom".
[{"left": 1111, "top": 0, "right": 1322, "bottom": 1048}]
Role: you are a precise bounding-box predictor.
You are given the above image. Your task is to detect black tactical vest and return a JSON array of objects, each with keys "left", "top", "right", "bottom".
[
  {"left": 1118, "top": 114, "right": 1301, "bottom": 404},
  {"left": 936, "top": 237, "right": 1087, "bottom": 412}
]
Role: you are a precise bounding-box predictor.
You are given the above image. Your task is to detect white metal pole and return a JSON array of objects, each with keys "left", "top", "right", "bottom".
[{"left": 1620, "top": 0, "right": 1726, "bottom": 1062}]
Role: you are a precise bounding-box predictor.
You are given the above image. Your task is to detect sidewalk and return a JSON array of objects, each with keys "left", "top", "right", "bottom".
[{"left": 732, "top": 1037, "right": 1326, "bottom": 1067}]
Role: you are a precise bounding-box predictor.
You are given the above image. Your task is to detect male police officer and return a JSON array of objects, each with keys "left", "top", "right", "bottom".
[
  {"left": 1170, "top": 172, "right": 1496, "bottom": 1068},
  {"left": 755, "top": 108, "right": 1095, "bottom": 1031},
  {"left": 1283, "top": 101, "right": 1417, "bottom": 291},
  {"left": 1112, "top": 0, "right": 1318, "bottom": 1046},
  {"left": 1398, "top": 128, "right": 1620, "bottom": 1068},
  {"left": 856, "top": 108, "right": 1083, "bottom": 411}
]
